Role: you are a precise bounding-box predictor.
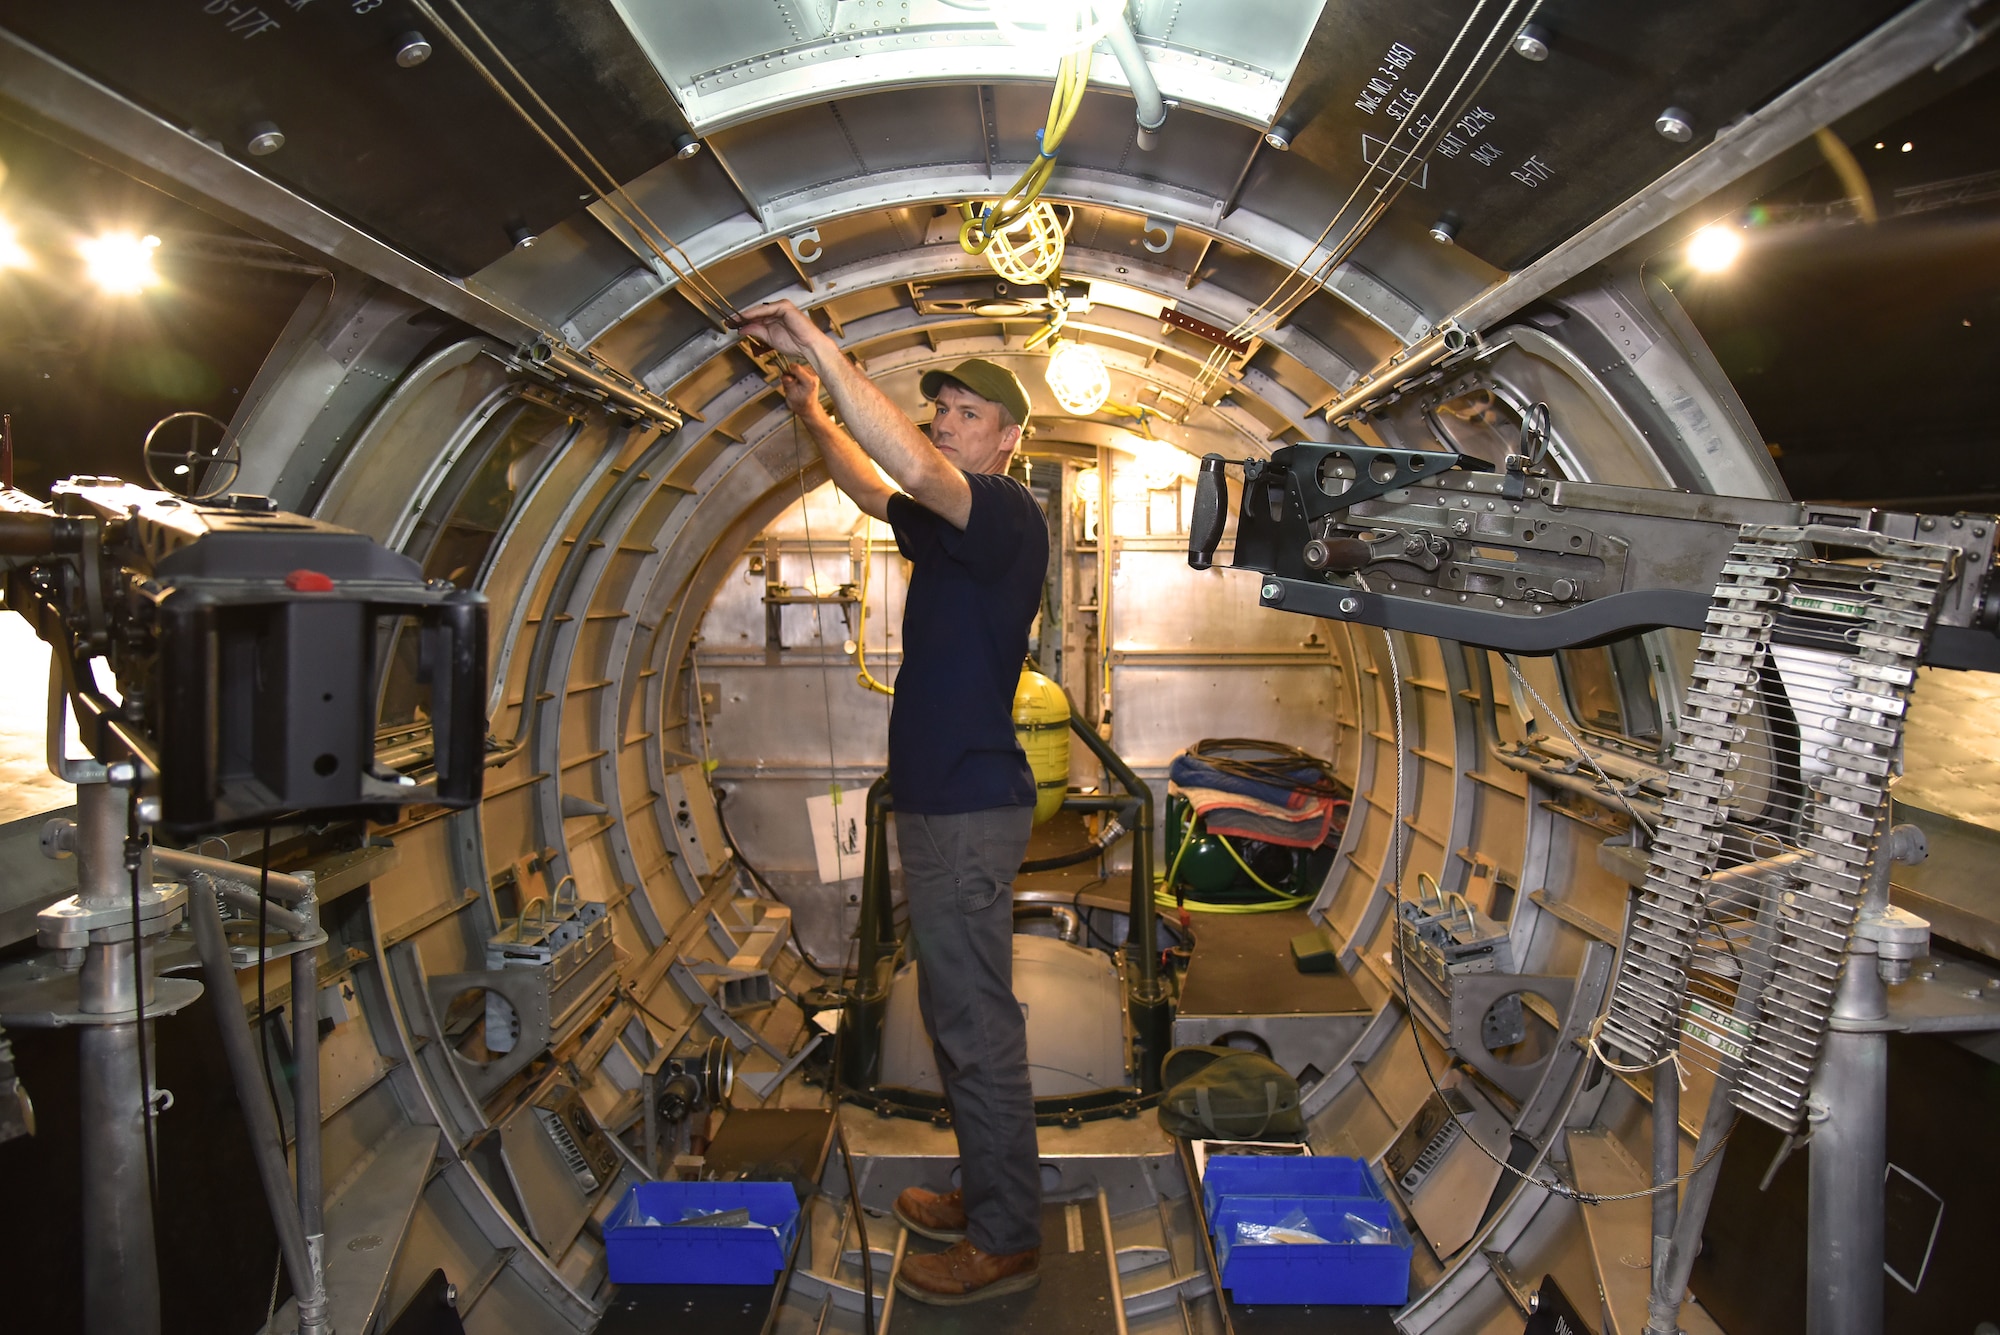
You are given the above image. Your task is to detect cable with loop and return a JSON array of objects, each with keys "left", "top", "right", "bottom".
[
  {"left": 413, "top": 0, "right": 743, "bottom": 330},
  {"left": 960, "top": 49, "right": 1090, "bottom": 255},
  {"left": 1500, "top": 653, "right": 1658, "bottom": 841},
  {"left": 1188, "top": 0, "right": 1543, "bottom": 401},
  {"left": 1353, "top": 573, "right": 1720, "bottom": 1205}
]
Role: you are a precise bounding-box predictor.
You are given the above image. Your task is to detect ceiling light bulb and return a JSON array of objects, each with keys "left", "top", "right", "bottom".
[
  {"left": 1046, "top": 341, "right": 1110, "bottom": 415},
  {"left": 0, "top": 217, "right": 29, "bottom": 270},
  {"left": 79, "top": 231, "right": 162, "bottom": 295},
  {"left": 982, "top": 199, "right": 1065, "bottom": 285},
  {"left": 1686, "top": 223, "right": 1743, "bottom": 274},
  {"left": 993, "top": 0, "right": 1117, "bottom": 55}
]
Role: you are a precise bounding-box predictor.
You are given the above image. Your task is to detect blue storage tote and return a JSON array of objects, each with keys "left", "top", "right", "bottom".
[
  {"left": 605, "top": 1181, "right": 800, "bottom": 1285},
  {"left": 1209, "top": 1195, "right": 1413, "bottom": 1306},
  {"left": 1200, "top": 1155, "right": 1379, "bottom": 1220}
]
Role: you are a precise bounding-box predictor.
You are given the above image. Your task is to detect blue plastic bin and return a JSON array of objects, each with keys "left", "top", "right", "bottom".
[
  {"left": 1200, "top": 1156, "right": 1378, "bottom": 1221},
  {"left": 604, "top": 1181, "right": 800, "bottom": 1286},
  {"left": 1209, "top": 1196, "right": 1413, "bottom": 1306}
]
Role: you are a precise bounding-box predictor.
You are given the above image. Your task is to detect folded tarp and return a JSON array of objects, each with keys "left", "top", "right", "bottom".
[
  {"left": 1168, "top": 752, "right": 1326, "bottom": 809},
  {"left": 1169, "top": 781, "right": 1339, "bottom": 849}
]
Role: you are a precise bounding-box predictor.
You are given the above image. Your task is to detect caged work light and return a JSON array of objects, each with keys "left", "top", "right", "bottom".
[
  {"left": 1045, "top": 340, "right": 1111, "bottom": 416},
  {"left": 982, "top": 199, "right": 1067, "bottom": 286}
]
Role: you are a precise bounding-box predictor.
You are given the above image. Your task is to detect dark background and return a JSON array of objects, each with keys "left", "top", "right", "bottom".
[
  {"left": 1670, "top": 68, "right": 2000, "bottom": 506},
  {"left": 0, "top": 119, "right": 319, "bottom": 496}
]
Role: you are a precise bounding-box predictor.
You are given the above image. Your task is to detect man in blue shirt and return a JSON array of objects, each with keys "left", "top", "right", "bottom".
[{"left": 737, "top": 300, "right": 1048, "bottom": 1306}]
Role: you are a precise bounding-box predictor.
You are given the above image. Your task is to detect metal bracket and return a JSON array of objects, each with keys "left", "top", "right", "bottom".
[
  {"left": 37, "top": 883, "right": 188, "bottom": 950},
  {"left": 789, "top": 226, "right": 823, "bottom": 264},
  {"left": 0, "top": 964, "right": 204, "bottom": 1028},
  {"left": 427, "top": 968, "right": 554, "bottom": 1102}
]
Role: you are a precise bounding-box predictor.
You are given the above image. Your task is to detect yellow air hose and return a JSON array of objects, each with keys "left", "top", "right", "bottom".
[
  {"left": 960, "top": 49, "right": 1089, "bottom": 255},
  {"left": 851, "top": 528, "right": 895, "bottom": 697}
]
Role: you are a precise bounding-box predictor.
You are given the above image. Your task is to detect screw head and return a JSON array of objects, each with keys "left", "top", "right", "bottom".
[
  {"left": 246, "top": 123, "right": 285, "bottom": 156},
  {"left": 1261, "top": 582, "right": 1283, "bottom": 602},
  {"left": 1264, "top": 126, "right": 1293, "bottom": 151},
  {"left": 1338, "top": 595, "right": 1360, "bottom": 614},
  {"left": 1512, "top": 23, "right": 1551, "bottom": 60},
  {"left": 674, "top": 134, "right": 705, "bottom": 160},
  {"left": 395, "top": 32, "right": 433, "bottom": 67},
  {"left": 1429, "top": 216, "right": 1459, "bottom": 245},
  {"left": 1655, "top": 107, "right": 1695, "bottom": 143},
  {"left": 107, "top": 761, "right": 138, "bottom": 785}
]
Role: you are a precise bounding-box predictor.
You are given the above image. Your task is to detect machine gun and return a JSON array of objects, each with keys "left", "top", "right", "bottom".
[
  {"left": 0, "top": 476, "right": 489, "bottom": 1335},
  {"left": 1188, "top": 417, "right": 2000, "bottom": 1330},
  {"left": 1, "top": 476, "right": 487, "bottom": 834},
  {"left": 1185, "top": 409, "right": 2000, "bottom": 672}
]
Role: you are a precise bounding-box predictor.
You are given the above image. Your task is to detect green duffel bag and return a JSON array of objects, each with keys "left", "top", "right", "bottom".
[{"left": 1156, "top": 1045, "right": 1305, "bottom": 1140}]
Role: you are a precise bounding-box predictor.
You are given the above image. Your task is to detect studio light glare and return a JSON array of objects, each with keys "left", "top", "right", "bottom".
[
  {"left": 79, "top": 230, "right": 162, "bottom": 295},
  {"left": 1686, "top": 223, "right": 1744, "bottom": 274}
]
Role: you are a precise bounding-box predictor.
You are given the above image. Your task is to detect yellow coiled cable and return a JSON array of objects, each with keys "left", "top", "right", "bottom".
[{"left": 960, "top": 49, "right": 1089, "bottom": 255}]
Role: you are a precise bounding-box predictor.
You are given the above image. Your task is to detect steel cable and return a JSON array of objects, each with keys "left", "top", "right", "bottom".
[
  {"left": 412, "top": 0, "right": 743, "bottom": 329},
  {"left": 1356, "top": 574, "right": 1721, "bottom": 1203}
]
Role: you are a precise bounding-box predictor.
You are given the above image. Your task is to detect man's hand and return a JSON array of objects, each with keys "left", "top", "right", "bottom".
[
  {"left": 734, "top": 299, "right": 828, "bottom": 363},
  {"left": 780, "top": 361, "right": 825, "bottom": 419}
]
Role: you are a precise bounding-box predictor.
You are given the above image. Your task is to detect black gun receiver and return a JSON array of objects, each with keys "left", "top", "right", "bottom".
[
  {"left": 0, "top": 477, "right": 487, "bottom": 835},
  {"left": 1187, "top": 423, "right": 2000, "bottom": 672}
]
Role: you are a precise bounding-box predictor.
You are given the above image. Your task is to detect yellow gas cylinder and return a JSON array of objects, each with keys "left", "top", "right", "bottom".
[{"left": 1013, "top": 667, "right": 1071, "bottom": 825}]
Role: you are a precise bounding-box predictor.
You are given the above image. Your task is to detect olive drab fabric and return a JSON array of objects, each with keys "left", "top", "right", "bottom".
[{"left": 1156, "top": 1045, "right": 1305, "bottom": 1141}]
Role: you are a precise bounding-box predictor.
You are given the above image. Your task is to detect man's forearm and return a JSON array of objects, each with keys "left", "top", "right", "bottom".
[
  {"left": 801, "top": 407, "right": 893, "bottom": 520},
  {"left": 800, "top": 335, "right": 960, "bottom": 503}
]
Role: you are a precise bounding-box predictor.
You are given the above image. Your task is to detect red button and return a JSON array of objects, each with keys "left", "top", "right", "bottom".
[{"left": 286, "top": 569, "right": 335, "bottom": 593}]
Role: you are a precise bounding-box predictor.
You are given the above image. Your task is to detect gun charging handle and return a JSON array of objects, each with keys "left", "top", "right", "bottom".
[{"left": 1188, "top": 454, "right": 1229, "bottom": 570}]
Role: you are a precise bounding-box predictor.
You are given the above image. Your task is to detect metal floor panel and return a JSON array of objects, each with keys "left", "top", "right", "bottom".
[
  {"left": 596, "top": 1282, "right": 778, "bottom": 1335},
  {"left": 1175, "top": 909, "right": 1368, "bottom": 1018},
  {"left": 1567, "top": 1129, "right": 1726, "bottom": 1335},
  {"left": 887, "top": 1197, "right": 1120, "bottom": 1335}
]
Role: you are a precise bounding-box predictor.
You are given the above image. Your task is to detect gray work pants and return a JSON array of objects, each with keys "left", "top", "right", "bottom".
[{"left": 896, "top": 806, "right": 1042, "bottom": 1255}]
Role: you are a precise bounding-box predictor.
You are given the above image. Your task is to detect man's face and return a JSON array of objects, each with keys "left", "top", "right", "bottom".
[{"left": 929, "top": 383, "right": 1021, "bottom": 475}]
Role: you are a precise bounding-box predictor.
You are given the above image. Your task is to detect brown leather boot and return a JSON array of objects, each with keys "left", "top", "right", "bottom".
[
  {"left": 892, "top": 1185, "right": 967, "bottom": 1242},
  {"left": 895, "top": 1239, "right": 1040, "bottom": 1305}
]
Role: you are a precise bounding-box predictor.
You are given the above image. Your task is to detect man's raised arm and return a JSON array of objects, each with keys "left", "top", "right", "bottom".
[
  {"left": 780, "top": 363, "right": 894, "bottom": 522},
  {"left": 737, "top": 300, "right": 973, "bottom": 527}
]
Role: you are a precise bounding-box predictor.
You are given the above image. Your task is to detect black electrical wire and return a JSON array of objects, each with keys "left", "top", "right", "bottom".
[
  {"left": 125, "top": 786, "right": 159, "bottom": 1219},
  {"left": 713, "top": 782, "right": 865, "bottom": 974},
  {"left": 821, "top": 929, "right": 875, "bottom": 1333},
  {"left": 835, "top": 1118, "right": 876, "bottom": 1334},
  {"left": 253, "top": 824, "right": 291, "bottom": 1324},
  {"left": 711, "top": 783, "right": 778, "bottom": 899},
  {"left": 253, "top": 829, "right": 289, "bottom": 1153},
  {"left": 1185, "top": 737, "right": 1344, "bottom": 798}
]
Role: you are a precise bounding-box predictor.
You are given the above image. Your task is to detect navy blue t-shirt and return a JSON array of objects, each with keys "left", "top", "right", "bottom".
[{"left": 886, "top": 472, "right": 1049, "bottom": 814}]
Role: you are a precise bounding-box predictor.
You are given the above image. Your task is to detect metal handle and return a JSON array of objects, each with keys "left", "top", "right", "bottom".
[{"left": 1188, "top": 454, "right": 1229, "bottom": 570}]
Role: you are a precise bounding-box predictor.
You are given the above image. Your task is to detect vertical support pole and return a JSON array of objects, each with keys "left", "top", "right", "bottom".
[
  {"left": 291, "top": 872, "right": 330, "bottom": 1335},
  {"left": 1805, "top": 820, "right": 1909, "bottom": 1335},
  {"left": 1063, "top": 698, "right": 1170, "bottom": 1092},
  {"left": 1647, "top": 1066, "right": 1680, "bottom": 1331},
  {"left": 841, "top": 775, "right": 894, "bottom": 1091},
  {"left": 1806, "top": 962, "right": 1888, "bottom": 1335},
  {"left": 74, "top": 781, "right": 161, "bottom": 1335},
  {"left": 189, "top": 878, "right": 316, "bottom": 1314}
]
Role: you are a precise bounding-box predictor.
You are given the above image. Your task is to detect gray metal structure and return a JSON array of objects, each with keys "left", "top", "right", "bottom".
[{"left": 1, "top": 3, "right": 1998, "bottom": 1334}]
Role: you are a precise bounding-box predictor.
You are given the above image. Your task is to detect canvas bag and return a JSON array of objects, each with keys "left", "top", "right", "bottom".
[{"left": 1156, "top": 1045, "right": 1304, "bottom": 1140}]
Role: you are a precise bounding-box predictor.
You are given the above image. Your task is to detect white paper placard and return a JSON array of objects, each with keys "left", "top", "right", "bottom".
[{"left": 807, "top": 785, "right": 867, "bottom": 883}]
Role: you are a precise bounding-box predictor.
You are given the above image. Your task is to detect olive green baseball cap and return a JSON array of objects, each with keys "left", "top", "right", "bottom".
[{"left": 920, "top": 359, "right": 1032, "bottom": 429}]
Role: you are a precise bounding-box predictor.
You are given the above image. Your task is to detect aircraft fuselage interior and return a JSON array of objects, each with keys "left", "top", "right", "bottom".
[{"left": 1, "top": 3, "right": 1998, "bottom": 1334}]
